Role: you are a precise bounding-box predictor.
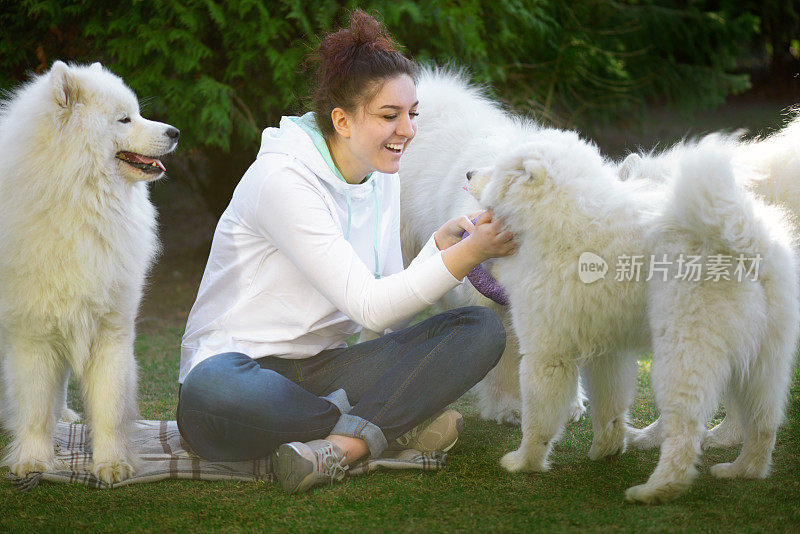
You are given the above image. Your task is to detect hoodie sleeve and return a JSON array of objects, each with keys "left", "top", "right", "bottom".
[{"left": 254, "top": 167, "right": 461, "bottom": 333}]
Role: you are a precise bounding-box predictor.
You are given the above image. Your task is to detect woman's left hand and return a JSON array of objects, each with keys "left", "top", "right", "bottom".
[{"left": 434, "top": 211, "right": 482, "bottom": 250}]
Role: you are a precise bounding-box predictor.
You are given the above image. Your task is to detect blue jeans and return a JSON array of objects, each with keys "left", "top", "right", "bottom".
[{"left": 177, "top": 306, "right": 505, "bottom": 461}]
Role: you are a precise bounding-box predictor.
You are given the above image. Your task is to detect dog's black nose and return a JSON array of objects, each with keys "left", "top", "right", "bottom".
[
  {"left": 166, "top": 127, "right": 180, "bottom": 140},
  {"left": 466, "top": 171, "right": 474, "bottom": 181}
]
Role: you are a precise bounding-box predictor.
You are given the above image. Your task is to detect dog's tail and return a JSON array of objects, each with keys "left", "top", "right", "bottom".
[
  {"left": 740, "top": 110, "right": 800, "bottom": 224},
  {"left": 663, "top": 137, "right": 769, "bottom": 255}
]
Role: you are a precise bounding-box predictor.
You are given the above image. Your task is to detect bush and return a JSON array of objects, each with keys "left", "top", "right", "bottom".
[{"left": 0, "top": 0, "right": 759, "bottom": 216}]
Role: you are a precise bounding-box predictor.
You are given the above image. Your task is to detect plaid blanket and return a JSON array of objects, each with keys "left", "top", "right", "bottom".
[{"left": 6, "top": 420, "right": 447, "bottom": 491}]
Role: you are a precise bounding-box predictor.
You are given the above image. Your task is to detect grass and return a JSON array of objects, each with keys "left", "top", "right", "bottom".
[{"left": 1, "top": 317, "right": 799, "bottom": 533}]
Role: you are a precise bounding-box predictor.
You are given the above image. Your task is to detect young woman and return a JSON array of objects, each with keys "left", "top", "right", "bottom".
[{"left": 177, "top": 11, "right": 515, "bottom": 493}]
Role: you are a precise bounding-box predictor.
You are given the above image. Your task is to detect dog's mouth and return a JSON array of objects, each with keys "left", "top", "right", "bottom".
[{"left": 115, "top": 151, "right": 166, "bottom": 174}]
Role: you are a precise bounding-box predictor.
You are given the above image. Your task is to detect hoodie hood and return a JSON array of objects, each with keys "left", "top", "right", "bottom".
[
  {"left": 256, "top": 112, "right": 387, "bottom": 278},
  {"left": 258, "top": 112, "right": 373, "bottom": 190}
]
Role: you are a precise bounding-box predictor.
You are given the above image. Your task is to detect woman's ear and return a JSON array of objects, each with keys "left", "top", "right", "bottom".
[{"left": 331, "top": 107, "right": 351, "bottom": 138}]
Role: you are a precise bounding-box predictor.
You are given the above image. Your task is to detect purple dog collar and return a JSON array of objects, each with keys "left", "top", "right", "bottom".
[{"left": 461, "top": 215, "right": 510, "bottom": 306}]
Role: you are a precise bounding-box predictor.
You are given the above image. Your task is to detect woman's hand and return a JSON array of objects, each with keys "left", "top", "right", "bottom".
[
  {"left": 434, "top": 211, "right": 481, "bottom": 250},
  {"left": 439, "top": 210, "right": 516, "bottom": 279}
]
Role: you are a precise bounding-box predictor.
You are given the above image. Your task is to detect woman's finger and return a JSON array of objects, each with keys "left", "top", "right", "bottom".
[
  {"left": 475, "top": 210, "right": 493, "bottom": 225},
  {"left": 496, "top": 230, "right": 514, "bottom": 243},
  {"left": 458, "top": 215, "right": 476, "bottom": 233}
]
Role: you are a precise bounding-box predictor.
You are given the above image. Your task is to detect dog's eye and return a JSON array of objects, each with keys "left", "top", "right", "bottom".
[{"left": 118, "top": 116, "right": 131, "bottom": 124}]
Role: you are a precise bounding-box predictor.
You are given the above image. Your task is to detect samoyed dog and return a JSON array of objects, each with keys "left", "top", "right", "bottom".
[
  {"left": 400, "top": 71, "right": 587, "bottom": 426},
  {"left": 0, "top": 61, "right": 178, "bottom": 484},
  {"left": 401, "top": 70, "right": 799, "bottom": 503},
  {"left": 614, "top": 113, "right": 800, "bottom": 452}
]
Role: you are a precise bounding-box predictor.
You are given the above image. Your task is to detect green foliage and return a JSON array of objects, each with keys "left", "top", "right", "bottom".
[{"left": 0, "top": 1, "right": 762, "bottom": 214}]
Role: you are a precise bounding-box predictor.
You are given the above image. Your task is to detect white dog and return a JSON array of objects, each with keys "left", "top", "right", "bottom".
[
  {"left": 615, "top": 113, "right": 800, "bottom": 453},
  {"left": 0, "top": 61, "right": 178, "bottom": 484},
  {"left": 400, "top": 70, "right": 587, "bottom": 426},
  {"left": 401, "top": 70, "right": 799, "bottom": 503}
]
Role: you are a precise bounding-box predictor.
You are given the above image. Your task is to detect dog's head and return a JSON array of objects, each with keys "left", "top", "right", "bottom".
[
  {"left": 466, "top": 130, "right": 610, "bottom": 220},
  {"left": 48, "top": 61, "right": 179, "bottom": 183}
]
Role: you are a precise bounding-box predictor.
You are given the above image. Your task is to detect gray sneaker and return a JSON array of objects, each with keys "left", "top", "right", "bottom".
[
  {"left": 271, "top": 440, "right": 349, "bottom": 494},
  {"left": 389, "top": 410, "right": 464, "bottom": 452}
]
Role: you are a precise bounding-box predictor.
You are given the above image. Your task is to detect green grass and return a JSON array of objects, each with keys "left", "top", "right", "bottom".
[{"left": 2, "top": 320, "right": 799, "bottom": 533}]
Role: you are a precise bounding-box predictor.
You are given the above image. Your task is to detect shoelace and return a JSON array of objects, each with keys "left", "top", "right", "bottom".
[{"left": 315, "top": 444, "right": 348, "bottom": 485}]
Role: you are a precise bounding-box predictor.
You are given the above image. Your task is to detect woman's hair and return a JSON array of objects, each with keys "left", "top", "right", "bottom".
[{"left": 308, "top": 10, "right": 416, "bottom": 139}]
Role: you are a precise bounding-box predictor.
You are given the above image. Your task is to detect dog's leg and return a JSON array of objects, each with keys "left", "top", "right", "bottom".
[
  {"left": 584, "top": 351, "right": 637, "bottom": 460},
  {"left": 1, "top": 335, "right": 63, "bottom": 476},
  {"left": 702, "top": 393, "right": 742, "bottom": 450},
  {"left": 57, "top": 365, "right": 81, "bottom": 423},
  {"left": 625, "top": 342, "right": 731, "bottom": 504},
  {"left": 710, "top": 345, "right": 792, "bottom": 479},
  {"left": 82, "top": 322, "right": 138, "bottom": 484},
  {"left": 500, "top": 352, "right": 578, "bottom": 472},
  {"left": 569, "top": 374, "right": 588, "bottom": 423},
  {"left": 628, "top": 416, "right": 664, "bottom": 450},
  {"left": 475, "top": 324, "right": 522, "bottom": 425}
]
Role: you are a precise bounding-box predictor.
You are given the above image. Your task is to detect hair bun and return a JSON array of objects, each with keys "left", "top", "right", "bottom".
[
  {"left": 313, "top": 10, "right": 401, "bottom": 82},
  {"left": 307, "top": 9, "right": 416, "bottom": 139}
]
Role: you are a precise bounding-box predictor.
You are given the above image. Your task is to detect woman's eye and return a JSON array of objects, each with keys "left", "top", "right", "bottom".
[
  {"left": 410, "top": 111, "right": 419, "bottom": 118},
  {"left": 118, "top": 116, "right": 131, "bottom": 124},
  {"left": 384, "top": 115, "right": 398, "bottom": 120}
]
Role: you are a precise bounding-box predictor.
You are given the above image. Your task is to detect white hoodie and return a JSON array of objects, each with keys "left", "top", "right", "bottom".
[{"left": 179, "top": 113, "right": 461, "bottom": 382}]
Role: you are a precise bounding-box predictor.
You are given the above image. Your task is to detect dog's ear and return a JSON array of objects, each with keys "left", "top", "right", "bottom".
[
  {"left": 90, "top": 62, "right": 103, "bottom": 72},
  {"left": 50, "top": 61, "right": 81, "bottom": 110},
  {"left": 618, "top": 153, "right": 642, "bottom": 181},
  {"left": 522, "top": 158, "right": 549, "bottom": 182}
]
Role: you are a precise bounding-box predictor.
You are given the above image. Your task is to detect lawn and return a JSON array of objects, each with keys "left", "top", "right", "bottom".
[
  {"left": 2, "top": 96, "right": 799, "bottom": 533},
  {"left": 2, "top": 321, "right": 799, "bottom": 532}
]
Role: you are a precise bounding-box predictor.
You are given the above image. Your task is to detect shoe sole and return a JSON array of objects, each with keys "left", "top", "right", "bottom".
[
  {"left": 441, "top": 436, "right": 458, "bottom": 453},
  {"left": 271, "top": 443, "right": 314, "bottom": 494}
]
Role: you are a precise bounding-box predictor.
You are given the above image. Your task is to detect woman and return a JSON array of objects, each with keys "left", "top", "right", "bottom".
[{"left": 177, "top": 11, "right": 515, "bottom": 494}]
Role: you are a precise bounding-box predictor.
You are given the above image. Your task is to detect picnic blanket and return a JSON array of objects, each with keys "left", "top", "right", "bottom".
[{"left": 6, "top": 420, "right": 447, "bottom": 491}]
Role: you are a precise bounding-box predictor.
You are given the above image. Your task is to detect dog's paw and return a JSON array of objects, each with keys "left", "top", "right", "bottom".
[
  {"left": 8, "top": 456, "right": 54, "bottom": 477},
  {"left": 59, "top": 407, "right": 81, "bottom": 423},
  {"left": 624, "top": 482, "right": 680, "bottom": 505},
  {"left": 701, "top": 420, "right": 742, "bottom": 450},
  {"left": 500, "top": 449, "right": 547, "bottom": 473},
  {"left": 92, "top": 460, "right": 134, "bottom": 484},
  {"left": 568, "top": 397, "right": 587, "bottom": 423},
  {"left": 710, "top": 460, "right": 768, "bottom": 479},
  {"left": 589, "top": 436, "right": 626, "bottom": 460},
  {"left": 627, "top": 423, "right": 662, "bottom": 450},
  {"left": 488, "top": 408, "right": 521, "bottom": 427}
]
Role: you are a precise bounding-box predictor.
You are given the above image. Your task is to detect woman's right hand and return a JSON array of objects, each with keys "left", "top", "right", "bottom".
[
  {"left": 464, "top": 211, "right": 516, "bottom": 261},
  {"left": 440, "top": 210, "right": 516, "bottom": 279}
]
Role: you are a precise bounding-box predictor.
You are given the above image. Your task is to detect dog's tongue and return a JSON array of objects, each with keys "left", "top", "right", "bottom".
[{"left": 122, "top": 152, "right": 166, "bottom": 171}]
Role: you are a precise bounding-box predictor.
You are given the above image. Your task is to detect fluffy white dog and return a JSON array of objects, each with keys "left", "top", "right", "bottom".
[
  {"left": 400, "top": 70, "right": 587, "bottom": 426},
  {"left": 401, "top": 70, "right": 799, "bottom": 503},
  {"left": 615, "top": 113, "right": 800, "bottom": 453},
  {"left": 0, "top": 61, "right": 178, "bottom": 484}
]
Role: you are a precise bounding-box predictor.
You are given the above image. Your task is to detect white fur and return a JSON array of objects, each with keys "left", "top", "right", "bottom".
[
  {"left": 618, "top": 114, "right": 800, "bottom": 451},
  {"left": 400, "top": 70, "right": 799, "bottom": 503},
  {"left": 0, "top": 61, "right": 176, "bottom": 484},
  {"left": 399, "top": 69, "right": 586, "bottom": 426}
]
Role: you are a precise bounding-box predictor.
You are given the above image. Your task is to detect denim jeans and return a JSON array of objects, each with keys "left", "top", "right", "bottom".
[{"left": 177, "top": 306, "right": 505, "bottom": 461}]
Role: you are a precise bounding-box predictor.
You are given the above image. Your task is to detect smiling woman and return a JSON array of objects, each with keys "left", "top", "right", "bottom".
[{"left": 176, "top": 9, "right": 516, "bottom": 495}]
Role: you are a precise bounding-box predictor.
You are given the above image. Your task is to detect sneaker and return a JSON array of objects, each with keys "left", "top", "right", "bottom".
[
  {"left": 271, "top": 440, "right": 349, "bottom": 494},
  {"left": 389, "top": 410, "right": 464, "bottom": 452}
]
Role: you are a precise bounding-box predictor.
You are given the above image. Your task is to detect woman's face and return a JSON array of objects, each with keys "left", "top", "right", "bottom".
[{"left": 333, "top": 74, "right": 418, "bottom": 181}]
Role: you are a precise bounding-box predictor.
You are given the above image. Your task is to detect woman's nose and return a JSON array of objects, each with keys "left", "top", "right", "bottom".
[{"left": 396, "top": 114, "right": 415, "bottom": 138}]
